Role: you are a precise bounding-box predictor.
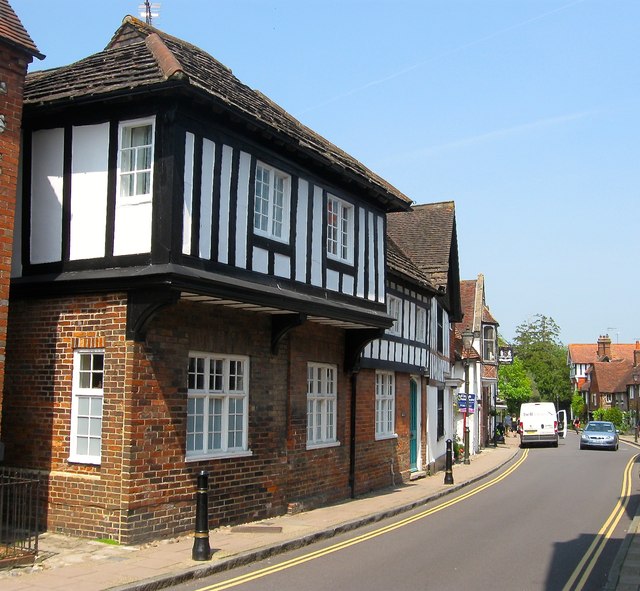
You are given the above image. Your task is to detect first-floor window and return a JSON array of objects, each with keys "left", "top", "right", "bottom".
[
  {"left": 187, "top": 353, "right": 250, "bottom": 459},
  {"left": 437, "top": 388, "right": 445, "bottom": 439},
  {"left": 70, "top": 349, "right": 104, "bottom": 464},
  {"left": 375, "top": 371, "right": 395, "bottom": 438},
  {"left": 307, "top": 363, "right": 338, "bottom": 447}
]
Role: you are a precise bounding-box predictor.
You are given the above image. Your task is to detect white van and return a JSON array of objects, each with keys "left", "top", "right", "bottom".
[{"left": 518, "top": 402, "right": 559, "bottom": 448}]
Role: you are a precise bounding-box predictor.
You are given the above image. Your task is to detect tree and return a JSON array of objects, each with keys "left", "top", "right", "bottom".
[
  {"left": 512, "top": 314, "right": 572, "bottom": 408},
  {"left": 498, "top": 357, "right": 533, "bottom": 415},
  {"left": 571, "top": 392, "right": 586, "bottom": 420}
]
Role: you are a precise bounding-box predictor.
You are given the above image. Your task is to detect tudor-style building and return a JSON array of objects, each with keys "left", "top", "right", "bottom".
[
  {"left": 2, "top": 16, "right": 420, "bottom": 543},
  {"left": 385, "top": 202, "right": 463, "bottom": 474}
]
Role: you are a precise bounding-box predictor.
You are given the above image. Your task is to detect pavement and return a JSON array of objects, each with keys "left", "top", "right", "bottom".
[{"left": 0, "top": 433, "right": 637, "bottom": 591}]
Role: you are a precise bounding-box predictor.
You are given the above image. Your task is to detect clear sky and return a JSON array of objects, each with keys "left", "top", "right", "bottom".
[{"left": 10, "top": 0, "right": 640, "bottom": 346}]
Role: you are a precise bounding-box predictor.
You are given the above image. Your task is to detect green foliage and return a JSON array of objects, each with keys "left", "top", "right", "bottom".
[
  {"left": 498, "top": 357, "right": 533, "bottom": 415},
  {"left": 511, "top": 314, "right": 572, "bottom": 406},
  {"left": 571, "top": 392, "right": 586, "bottom": 419},
  {"left": 592, "top": 407, "right": 624, "bottom": 429}
]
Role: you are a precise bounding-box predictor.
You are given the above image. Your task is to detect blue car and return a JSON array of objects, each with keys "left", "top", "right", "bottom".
[{"left": 579, "top": 421, "right": 619, "bottom": 451}]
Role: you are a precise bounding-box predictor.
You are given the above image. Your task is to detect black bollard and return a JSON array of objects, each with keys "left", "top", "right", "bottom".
[
  {"left": 444, "top": 438, "right": 454, "bottom": 484},
  {"left": 192, "top": 471, "right": 212, "bottom": 561}
]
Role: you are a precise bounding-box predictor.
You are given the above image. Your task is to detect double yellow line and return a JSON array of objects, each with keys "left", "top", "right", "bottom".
[
  {"left": 197, "top": 450, "right": 530, "bottom": 590},
  {"left": 562, "top": 453, "right": 638, "bottom": 591}
]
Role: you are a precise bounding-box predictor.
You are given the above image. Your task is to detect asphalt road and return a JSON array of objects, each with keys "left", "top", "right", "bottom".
[{"left": 171, "top": 432, "right": 640, "bottom": 591}]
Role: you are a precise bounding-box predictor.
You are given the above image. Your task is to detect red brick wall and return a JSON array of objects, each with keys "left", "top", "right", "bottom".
[
  {"left": 284, "top": 323, "right": 351, "bottom": 508},
  {"left": 3, "top": 294, "right": 364, "bottom": 543},
  {"left": 0, "top": 43, "right": 31, "bottom": 433}
]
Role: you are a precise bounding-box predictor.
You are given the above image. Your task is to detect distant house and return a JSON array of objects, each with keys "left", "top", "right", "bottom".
[
  {"left": 568, "top": 335, "right": 640, "bottom": 417},
  {"left": 455, "top": 274, "right": 499, "bottom": 452},
  {"left": 0, "top": 0, "right": 43, "bottom": 453},
  {"left": 1, "top": 15, "right": 463, "bottom": 544}
]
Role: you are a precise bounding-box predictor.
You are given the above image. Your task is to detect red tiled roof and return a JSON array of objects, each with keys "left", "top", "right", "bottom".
[
  {"left": 590, "top": 359, "right": 633, "bottom": 394},
  {"left": 0, "top": 0, "right": 44, "bottom": 59},
  {"left": 458, "top": 279, "right": 476, "bottom": 332},
  {"left": 568, "top": 343, "right": 637, "bottom": 364},
  {"left": 386, "top": 236, "right": 436, "bottom": 291}
]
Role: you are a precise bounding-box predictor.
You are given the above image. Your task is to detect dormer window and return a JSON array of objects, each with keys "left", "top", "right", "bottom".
[
  {"left": 254, "top": 162, "right": 290, "bottom": 242},
  {"left": 483, "top": 325, "right": 496, "bottom": 362},
  {"left": 118, "top": 118, "right": 154, "bottom": 199}
]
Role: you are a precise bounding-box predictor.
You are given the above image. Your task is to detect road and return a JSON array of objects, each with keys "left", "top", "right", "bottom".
[{"left": 171, "top": 432, "right": 640, "bottom": 591}]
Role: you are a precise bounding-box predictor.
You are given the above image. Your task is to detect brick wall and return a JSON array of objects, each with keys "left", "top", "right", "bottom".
[
  {"left": 0, "top": 43, "right": 30, "bottom": 433},
  {"left": 3, "top": 294, "right": 364, "bottom": 543}
]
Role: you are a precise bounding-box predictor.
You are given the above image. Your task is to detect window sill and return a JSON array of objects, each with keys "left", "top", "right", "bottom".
[
  {"left": 185, "top": 450, "right": 253, "bottom": 463},
  {"left": 68, "top": 456, "right": 101, "bottom": 466},
  {"left": 306, "top": 440, "right": 340, "bottom": 451},
  {"left": 375, "top": 433, "right": 398, "bottom": 441}
]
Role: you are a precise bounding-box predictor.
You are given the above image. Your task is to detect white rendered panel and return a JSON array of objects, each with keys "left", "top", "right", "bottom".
[
  {"left": 295, "top": 180, "right": 309, "bottom": 282},
  {"left": 252, "top": 246, "right": 269, "bottom": 274},
  {"left": 182, "top": 133, "right": 194, "bottom": 255},
  {"left": 310, "top": 186, "right": 323, "bottom": 287},
  {"left": 274, "top": 253, "right": 290, "bottom": 278},
  {"left": 70, "top": 123, "right": 109, "bottom": 260},
  {"left": 218, "top": 145, "right": 233, "bottom": 264},
  {"left": 31, "top": 128, "right": 64, "bottom": 264},
  {"left": 326, "top": 269, "right": 340, "bottom": 292},
  {"left": 199, "top": 139, "right": 215, "bottom": 259},
  {"left": 357, "top": 208, "right": 366, "bottom": 298},
  {"left": 342, "top": 274, "right": 354, "bottom": 296},
  {"left": 377, "top": 215, "right": 385, "bottom": 302},
  {"left": 235, "top": 151, "right": 250, "bottom": 269},
  {"left": 367, "top": 211, "right": 376, "bottom": 301}
]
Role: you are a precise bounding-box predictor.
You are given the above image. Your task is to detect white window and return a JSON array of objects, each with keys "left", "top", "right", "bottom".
[
  {"left": 187, "top": 353, "right": 250, "bottom": 459},
  {"left": 416, "top": 306, "right": 427, "bottom": 343},
  {"left": 387, "top": 295, "right": 402, "bottom": 336},
  {"left": 483, "top": 325, "right": 496, "bottom": 361},
  {"left": 375, "top": 371, "right": 395, "bottom": 438},
  {"left": 307, "top": 363, "right": 338, "bottom": 448},
  {"left": 70, "top": 350, "right": 104, "bottom": 465},
  {"left": 254, "top": 162, "right": 290, "bottom": 242},
  {"left": 117, "top": 118, "right": 154, "bottom": 200},
  {"left": 327, "top": 195, "right": 353, "bottom": 263}
]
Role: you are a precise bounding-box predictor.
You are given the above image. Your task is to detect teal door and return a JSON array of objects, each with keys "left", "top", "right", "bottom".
[{"left": 410, "top": 380, "right": 418, "bottom": 471}]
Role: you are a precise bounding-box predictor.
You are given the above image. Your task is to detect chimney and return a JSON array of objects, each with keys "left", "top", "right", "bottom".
[
  {"left": 635, "top": 341, "right": 640, "bottom": 367},
  {"left": 597, "top": 334, "right": 611, "bottom": 359}
]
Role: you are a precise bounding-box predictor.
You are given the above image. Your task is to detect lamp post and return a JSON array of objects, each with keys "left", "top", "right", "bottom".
[{"left": 462, "top": 329, "right": 474, "bottom": 465}]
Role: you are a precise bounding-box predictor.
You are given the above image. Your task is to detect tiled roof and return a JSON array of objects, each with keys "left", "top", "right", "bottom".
[
  {"left": 458, "top": 279, "right": 477, "bottom": 333},
  {"left": 24, "top": 16, "right": 411, "bottom": 212},
  {"left": 0, "top": 0, "right": 44, "bottom": 59},
  {"left": 590, "top": 359, "right": 634, "bottom": 394},
  {"left": 387, "top": 201, "right": 457, "bottom": 290},
  {"left": 568, "top": 343, "right": 637, "bottom": 364},
  {"left": 386, "top": 236, "right": 436, "bottom": 291}
]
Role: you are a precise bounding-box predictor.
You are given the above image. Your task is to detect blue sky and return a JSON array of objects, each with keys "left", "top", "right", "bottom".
[{"left": 11, "top": 0, "right": 639, "bottom": 346}]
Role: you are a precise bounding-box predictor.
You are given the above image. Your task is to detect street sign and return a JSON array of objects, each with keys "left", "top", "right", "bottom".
[{"left": 457, "top": 393, "right": 476, "bottom": 413}]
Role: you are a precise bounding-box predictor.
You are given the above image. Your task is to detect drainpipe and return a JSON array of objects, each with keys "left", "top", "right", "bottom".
[{"left": 349, "top": 369, "right": 358, "bottom": 498}]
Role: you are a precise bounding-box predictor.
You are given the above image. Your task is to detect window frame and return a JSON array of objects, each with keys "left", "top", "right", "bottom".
[
  {"left": 375, "top": 371, "right": 396, "bottom": 439},
  {"left": 186, "top": 352, "right": 251, "bottom": 461},
  {"left": 415, "top": 306, "right": 427, "bottom": 343},
  {"left": 253, "top": 161, "right": 291, "bottom": 243},
  {"left": 387, "top": 295, "right": 402, "bottom": 336},
  {"left": 483, "top": 325, "right": 497, "bottom": 362},
  {"left": 116, "top": 117, "right": 155, "bottom": 204},
  {"left": 436, "top": 305, "right": 444, "bottom": 353},
  {"left": 307, "top": 362, "right": 339, "bottom": 449},
  {"left": 69, "top": 349, "right": 105, "bottom": 465},
  {"left": 326, "top": 194, "right": 354, "bottom": 264}
]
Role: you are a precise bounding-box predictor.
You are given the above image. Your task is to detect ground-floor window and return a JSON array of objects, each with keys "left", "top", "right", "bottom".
[
  {"left": 375, "top": 370, "right": 395, "bottom": 438},
  {"left": 307, "top": 362, "right": 338, "bottom": 448},
  {"left": 437, "top": 388, "right": 445, "bottom": 439},
  {"left": 70, "top": 349, "right": 104, "bottom": 464},
  {"left": 187, "top": 353, "right": 250, "bottom": 459}
]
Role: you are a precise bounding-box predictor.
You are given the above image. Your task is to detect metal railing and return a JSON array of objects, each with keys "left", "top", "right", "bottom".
[{"left": 0, "top": 468, "right": 40, "bottom": 567}]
